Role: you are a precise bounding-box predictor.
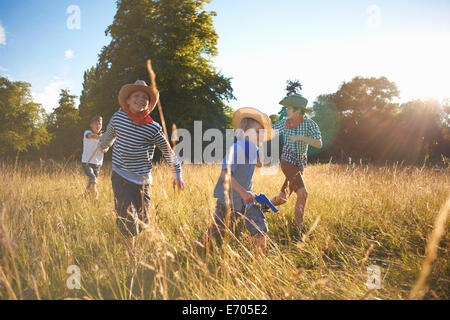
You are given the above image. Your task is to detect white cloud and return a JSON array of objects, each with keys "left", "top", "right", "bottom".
[
  {"left": 0, "top": 66, "right": 8, "bottom": 72},
  {"left": 32, "top": 78, "right": 70, "bottom": 113},
  {"left": 64, "top": 49, "right": 74, "bottom": 60},
  {"left": 0, "top": 21, "right": 5, "bottom": 45}
]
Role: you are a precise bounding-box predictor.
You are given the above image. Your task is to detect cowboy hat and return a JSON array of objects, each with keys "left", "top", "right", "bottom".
[
  {"left": 279, "top": 94, "right": 313, "bottom": 114},
  {"left": 232, "top": 107, "right": 273, "bottom": 141},
  {"left": 118, "top": 80, "right": 159, "bottom": 111}
]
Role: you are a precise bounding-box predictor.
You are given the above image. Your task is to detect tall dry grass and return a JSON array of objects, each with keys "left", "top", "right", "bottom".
[{"left": 0, "top": 160, "right": 448, "bottom": 300}]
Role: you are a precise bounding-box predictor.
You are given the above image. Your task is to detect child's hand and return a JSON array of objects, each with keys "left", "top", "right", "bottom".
[
  {"left": 242, "top": 191, "right": 256, "bottom": 204},
  {"left": 173, "top": 178, "right": 185, "bottom": 191},
  {"left": 290, "top": 135, "right": 301, "bottom": 143}
]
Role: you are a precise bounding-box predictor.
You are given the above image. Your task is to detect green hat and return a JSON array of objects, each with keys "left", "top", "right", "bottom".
[{"left": 279, "top": 94, "right": 313, "bottom": 114}]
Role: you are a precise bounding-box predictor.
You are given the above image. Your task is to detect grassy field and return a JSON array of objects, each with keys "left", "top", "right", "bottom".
[{"left": 0, "top": 160, "right": 448, "bottom": 300}]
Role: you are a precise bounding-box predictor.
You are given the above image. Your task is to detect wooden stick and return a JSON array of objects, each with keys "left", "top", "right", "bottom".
[
  {"left": 146, "top": 59, "right": 169, "bottom": 140},
  {"left": 171, "top": 124, "right": 178, "bottom": 149},
  {"left": 146, "top": 59, "right": 180, "bottom": 191}
]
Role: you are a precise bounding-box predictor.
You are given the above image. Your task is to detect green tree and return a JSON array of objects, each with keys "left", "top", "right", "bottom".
[
  {"left": 277, "top": 79, "right": 304, "bottom": 121},
  {"left": 79, "top": 66, "right": 104, "bottom": 126},
  {"left": 309, "top": 94, "right": 340, "bottom": 156},
  {"left": 393, "top": 99, "right": 448, "bottom": 162},
  {"left": 0, "top": 76, "right": 50, "bottom": 156},
  {"left": 79, "top": 0, "right": 234, "bottom": 135},
  {"left": 330, "top": 76, "right": 400, "bottom": 160},
  {"left": 46, "top": 89, "right": 81, "bottom": 159},
  {"left": 285, "top": 79, "right": 303, "bottom": 96}
]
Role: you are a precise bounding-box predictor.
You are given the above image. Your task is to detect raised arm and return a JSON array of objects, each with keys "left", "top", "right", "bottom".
[
  {"left": 290, "top": 119, "right": 323, "bottom": 149},
  {"left": 294, "top": 135, "right": 322, "bottom": 149},
  {"left": 86, "top": 132, "right": 103, "bottom": 140},
  {"left": 99, "top": 117, "right": 116, "bottom": 151}
]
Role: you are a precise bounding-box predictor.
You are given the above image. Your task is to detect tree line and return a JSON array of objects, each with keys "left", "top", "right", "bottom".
[
  {"left": 308, "top": 77, "right": 449, "bottom": 164},
  {"left": 0, "top": 0, "right": 448, "bottom": 164}
]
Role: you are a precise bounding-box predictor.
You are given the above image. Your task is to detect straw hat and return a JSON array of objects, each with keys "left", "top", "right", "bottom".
[
  {"left": 118, "top": 80, "right": 158, "bottom": 111},
  {"left": 279, "top": 94, "right": 313, "bottom": 114},
  {"left": 232, "top": 107, "right": 273, "bottom": 141}
]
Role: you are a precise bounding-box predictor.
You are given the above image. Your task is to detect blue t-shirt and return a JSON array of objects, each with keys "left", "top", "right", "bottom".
[{"left": 213, "top": 137, "right": 259, "bottom": 210}]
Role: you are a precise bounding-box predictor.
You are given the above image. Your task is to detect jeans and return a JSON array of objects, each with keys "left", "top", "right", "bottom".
[
  {"left": 111, "top": 171, "right": 151, "bottom": 237},
  {"left": 82, "top": 163, "right": 101, "bottom": 183},
  {"left": 209, "top": 200, "right": 268, "bottom": 240}
]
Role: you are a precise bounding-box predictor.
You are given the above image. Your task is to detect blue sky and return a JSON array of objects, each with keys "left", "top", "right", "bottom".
[{"left": 0, "top": 0, "right": 449, "bottom": 116}]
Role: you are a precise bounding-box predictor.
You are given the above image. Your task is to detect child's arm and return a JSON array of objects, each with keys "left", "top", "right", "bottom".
[
  {"left": 290, "top": 135, "right": 323, "bottom": 148},
  {"left": 290, "top": 119, "right": 323, "bottom": 149},
  {"left": 98, "top": 118, "right": 116, "bottom": 151},
  {"left": 153, "top": 125, "right": 184, "bottom": 189},
  {"left": 289, "top": 119, "right": 323, "bottom": 148},
  {"left": 219, "top": 169, "right": 255, "bottom": 204},
  {"left": 86, "top": 132, "right": 103, "bottom": 140}
]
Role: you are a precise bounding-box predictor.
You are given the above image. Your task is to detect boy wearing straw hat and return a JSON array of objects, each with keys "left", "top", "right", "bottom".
[
  {"left": 196, "top": 107, "right": 273, "bottom": 253},
  {"left": 81, "top": 116, "right": 105, "bottom": 199},
  {"left": 99, "top": 80, "right": 184, "bottom": 242},
  {"left": 270, "top": 94, "right": 322, "bottom": 231}
]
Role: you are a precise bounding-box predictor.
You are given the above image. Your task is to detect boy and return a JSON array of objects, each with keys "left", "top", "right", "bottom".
[
  {"left": 270, "top": 94, "right": 322, "bottom": 231},
  {"left": 81, "top": 116, "right": 105, "bottom": 199},
  {"left": 99, "top": 80, "right": 184, "bottom": 244},
  {"left": 197, "top": 107, "right": 273, "bottom": 253}
]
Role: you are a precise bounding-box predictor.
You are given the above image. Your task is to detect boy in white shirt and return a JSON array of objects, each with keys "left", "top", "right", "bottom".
[{"left": 81, "top": 116, "right": 105, "bottom": 199}]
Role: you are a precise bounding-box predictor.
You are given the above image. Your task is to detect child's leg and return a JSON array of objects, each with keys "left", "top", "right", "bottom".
[
  {"left": 271, "top": 161, "right": 304, "bottom": 208},
  {"left": 88, "top": 165, "right": 100, "bottom": 200},
  {"left": 82, "top": 164, "right": 99, "bottom": 199},
  {"left": 92, "top": 166, "right": 101, "bottom": 186},
  {"left": 133, "top": 184, "right": 151, "bottom": 226},
  {"left": 245, "top": 204, "right": 268, "bottom": 254},
  {"left": 294, "top": 187, "right": 308, "bottom": 230},
  {"left": 270, "top": 189, "right": 289, "bottom": 206},
  {"left": 82, "top": 164, "right": 97, "bottom": 187},
  {"left": 204, "top": 201, "right": 237, "bottom": 245},
  {"left": 252, "top": 233, "right": 267, "bottom": 254},
  {"left": 111, "top": 171, "right": 141, "bottom": 238},
  {"left": 278, "top": 160, "right": 307, "bottom": 230},
  {"left": 93, "top": 166, "right": 101, "bottom": 179}
]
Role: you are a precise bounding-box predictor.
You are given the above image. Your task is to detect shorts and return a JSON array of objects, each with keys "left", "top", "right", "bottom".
[
  {"left": 82, "top": 163, "right": 101, "bottom": 183},
  {"left": 209, "top": 200, "right": 268, "bottom": 239},
  {"left": 280, "top": 160, "right": 306, "bottom": 196},
  {"left": 111, "top": 171, "right": 151, "bottom": 237}
]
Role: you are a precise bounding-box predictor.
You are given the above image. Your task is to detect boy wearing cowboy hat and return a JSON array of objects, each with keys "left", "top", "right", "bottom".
[
  {"left": 99, "top": 80, "right": 184, "bottom": 244},
  {"left": 196, "top": 107, "right": 273, "bottom": 253},
  {"left": 270, "top": 94, "right": 322, "bottom": 232}
]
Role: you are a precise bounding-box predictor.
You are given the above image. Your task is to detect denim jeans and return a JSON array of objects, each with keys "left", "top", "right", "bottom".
[
  {"left": 82, "top": 163, "right": 101, "bottom": 183},
  {"left": 111, "top": 171, "right": 151, "bottom": 237},
  {"left": 209, "top": 200, "right": 268, "bottom": 240}
]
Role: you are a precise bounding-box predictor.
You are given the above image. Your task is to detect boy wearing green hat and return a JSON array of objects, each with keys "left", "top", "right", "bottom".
[{"left": 270, "top": 94, "right": 322, "bottom": 231}]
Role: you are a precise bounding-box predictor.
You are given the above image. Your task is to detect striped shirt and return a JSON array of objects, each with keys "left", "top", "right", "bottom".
[
  {"left": 272, "top": 118, "right": 321, "bottom": 169},
  {"left": 99, "top": 111, "right": 182, "bottom": 185}
]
